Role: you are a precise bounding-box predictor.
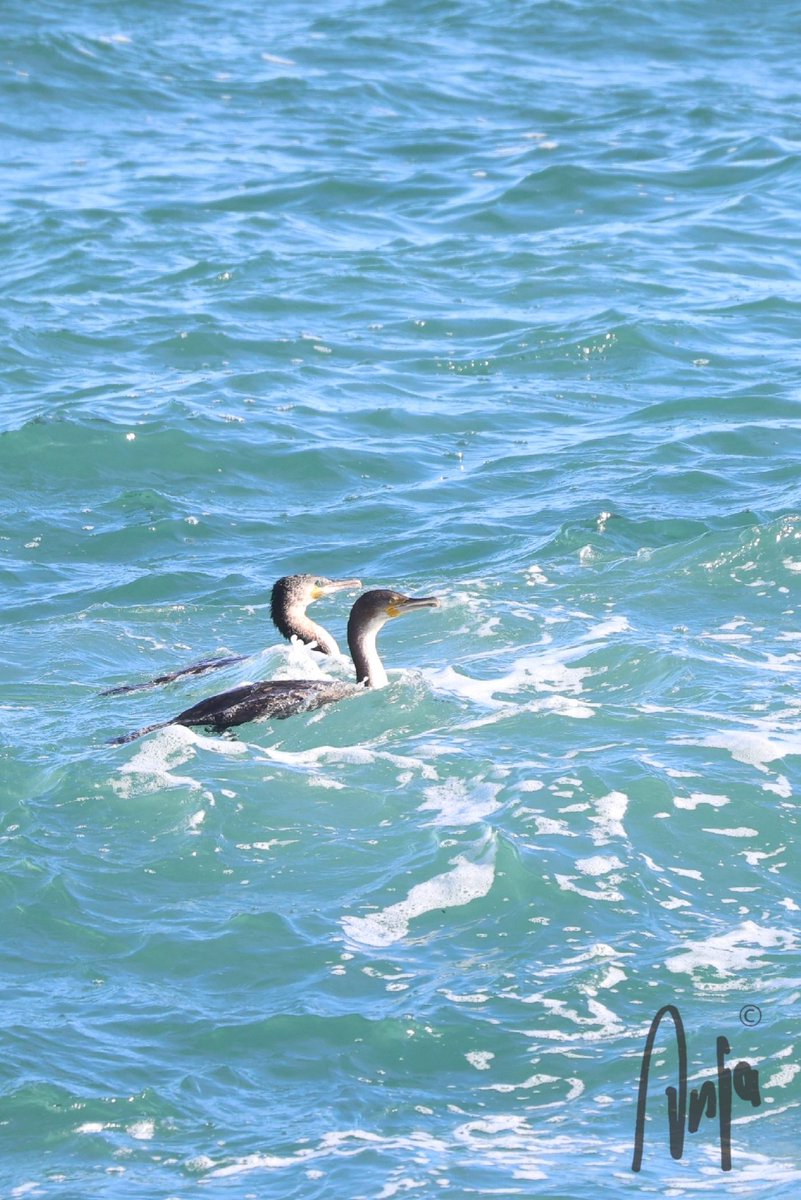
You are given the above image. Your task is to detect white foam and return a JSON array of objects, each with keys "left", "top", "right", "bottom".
[
  {"left": 341, "top": 843, "right": 496, "bottom": 948},
  {"left": 742, "top": 845, "right": 787, "bottom": 866},
  {"left": 542, "top": 695, "right": 595, "bottom": 719},
  {"left": 308, "top": 775, "right": 346, "bottom": 790},
  {"left": 595, "top": 966, "right": 627, "bottom": 989},
  {"left": 476, "top": 616, "right": 501, "bottom": 637},
  {"left": 669, "top": 866, "right": 704, "bottom": 880},
  {"left": 263, "top": 743, "right": 375, "bottom": 767},
  {"left": 664, "top": 920, "right": 796, "bottom": 979},
  {"left": 482, "top": 1071, "right": 570, "bottom": 1094},
  {"left": 279, "top": 637, "right": 352, "bottom": 680},
  {"left": 702, "top": 826, "right": 759, "bottom": 837},
  {"left": 674, "top": 728, "right": 801, "bottom": 772},
  {"left": 576, "top": 855, "right": 624, "bottom": 877},
  {"left": 127, "top": 1120, "right": 155, "bottom": 1140},
  {"left": 207, "top": 1129, "right": 448, "bottom": 1178},
  {"left": 375, "top": 1180, "right": 428, "bottom": 1200},
  {"left": 260, "top": 743, "right": 440, "bottom": 785},
  {"left": 580, "top": 614, "right": 631, "bottom": 640},
  {"left": 763, "top": 1063, "right": 800, "bottom": 1088},
  {"left": 532, "top": 943, "right": 625, "bottom": 984},
  {"left": 763, "top": 775, "right": 792, "bottom": 797},
  {"left": 674, "top": 792, "right": 730, "bottom": 810},
  {"left": 376, "top": 749, "right": 440, "bottom": 781},
  {"left": 440, "top": 990, "right": 491, "bottom": 1003},
  {"left": 465, "top": 1051, "right": 494, "bottom": 1070},
  {"left": 525, "top": 563, "right": 549, "bottom": 585},
  {"left": 530, "top": 815, "right": 575, "bottom": 836},
  {"left": 424, "top": 615, "right": 624, "bottom": 710},
  {"left": 185, "top": 1156, "right": 215, "bottom": 1172},
  {"left": 419, "top": 778, "right": 501, "bottom": 825},
  {"left": 555, "top": 873, "right": 624, "bottom": 902},
  {"left": 236, "top": 839, "right": 296, "bottom": 852},
  {"left": 589, "top": 791, "right": 629, "bottom": 844},
  {"left": 520, "top": 996, "right": 626, "bottom": 1042},
  {"left": 112, "top": 723, "right": 248, "bottom": 797},
  {"left": 424, "top": 665, "right": 511, "bottom": 708}
]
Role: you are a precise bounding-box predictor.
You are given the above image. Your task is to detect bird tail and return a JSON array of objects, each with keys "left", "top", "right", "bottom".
[{"left": 107, "top": 721, "right": 170, "bottom": 746}]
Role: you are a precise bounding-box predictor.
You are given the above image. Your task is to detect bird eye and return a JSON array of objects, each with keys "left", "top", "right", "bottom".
[{"left": 314, "top": 578, "right": 326, "bottom": 588}]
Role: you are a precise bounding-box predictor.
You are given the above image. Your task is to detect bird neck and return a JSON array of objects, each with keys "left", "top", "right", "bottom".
[
  {"left": 347, "top": 621, "right": 389, "bottom": 689},
  {"left": 281, "top": 607, "right": 340, "bottom": 656}
]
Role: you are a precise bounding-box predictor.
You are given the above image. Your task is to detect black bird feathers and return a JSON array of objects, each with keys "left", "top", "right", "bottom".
[{"left": 108, "top": 588, "right": 438, "bottom": 745}]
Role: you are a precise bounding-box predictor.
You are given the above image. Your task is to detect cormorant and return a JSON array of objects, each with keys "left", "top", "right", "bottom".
[
  {"left": 108, "top": 589, "right": 439, "bottom": 745},
  {"left": 101, "top": 574, "right": 361, "bottom": 696},
  {"left": 269, "top": 573, "right": 361, "bottom": 656}
]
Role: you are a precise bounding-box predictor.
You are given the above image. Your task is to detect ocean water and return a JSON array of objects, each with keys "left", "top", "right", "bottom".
[{"left": 2, "top": 0, "right": 800, "bottom": 1195}]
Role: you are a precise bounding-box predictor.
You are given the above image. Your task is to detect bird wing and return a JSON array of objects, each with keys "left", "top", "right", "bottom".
[{"left": 174, "top": 679, "right": 359, "bottom": 730}]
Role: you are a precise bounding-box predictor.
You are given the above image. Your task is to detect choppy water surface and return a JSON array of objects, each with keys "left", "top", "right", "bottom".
[{"left": 2, "top": 1, "right": 800, "bottom": 1196}]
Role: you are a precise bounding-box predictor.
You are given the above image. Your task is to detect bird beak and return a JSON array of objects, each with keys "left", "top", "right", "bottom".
[
  {"left": 318, "top": 577, "right": 362, "bottom": 597},
  {"left": 390, "top": 595, "right": 440, "bottom": 617}
]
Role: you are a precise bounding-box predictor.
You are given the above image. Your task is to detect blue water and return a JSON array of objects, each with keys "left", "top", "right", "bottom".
[{"left": 2, "top": 1, "right": 800, "bottom": 1196}]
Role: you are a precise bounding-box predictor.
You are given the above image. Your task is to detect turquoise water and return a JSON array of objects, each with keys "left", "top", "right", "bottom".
[{"left": 2, "top": 1, "right": 800, "bottom": 1195}]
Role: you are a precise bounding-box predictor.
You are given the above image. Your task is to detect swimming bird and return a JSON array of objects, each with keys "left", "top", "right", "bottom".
[
  {"left": 108, "top": 589, "right": 438, "bottom": 744},
  {"left": 269, "top": 573, "right": 361, "bottom": 656},
  {"left": 101, "top": 573, "right": 361, "bottom": 696}
]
